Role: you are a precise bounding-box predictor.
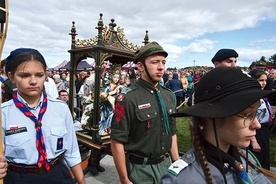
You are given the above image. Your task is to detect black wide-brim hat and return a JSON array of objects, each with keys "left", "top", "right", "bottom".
[{"left": 172, "top": 67, "right": 276, "bottom": 118}]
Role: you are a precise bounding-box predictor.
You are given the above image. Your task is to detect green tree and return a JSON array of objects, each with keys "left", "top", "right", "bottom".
[
  {"left": 269, "top": 54, "right": 276, "bottom": 62},
  {"left": 269, "top": 54, "right": 276, "bottom": 66}
]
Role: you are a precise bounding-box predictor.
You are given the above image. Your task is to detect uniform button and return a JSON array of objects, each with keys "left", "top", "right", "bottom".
[
  {"left": 147, "top": 115, "right": 150, "bottom": 117},
  {"left": 162, "top": 147, "right": 164, "bottom": 149},
  {"left": 186, "top": 154, "right": 192, "bottom": 158},
  {"left": 185, "top": 153, "right": 194, "bottom": 161},
  {"left": 151, "top": 90, "right": 154, "bottom": 94}
]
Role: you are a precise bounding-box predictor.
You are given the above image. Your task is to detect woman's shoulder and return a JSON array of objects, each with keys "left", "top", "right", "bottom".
[
  {"left": 161, "top": 149, "right": 206, "bottom": 183},
  {"left": 1, "top": 99, "right": 14, "bottom": 109},
  {"left": 239, "top": 149, "right": 272, "bottom": 183}
]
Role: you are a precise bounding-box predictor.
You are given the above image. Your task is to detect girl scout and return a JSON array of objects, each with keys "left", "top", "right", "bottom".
[
  {"left": 161, "top": 67, "right": 275, "bottom": 184},
  {"left": 2, "top": 48, "right": 85, "bottom": 184}
]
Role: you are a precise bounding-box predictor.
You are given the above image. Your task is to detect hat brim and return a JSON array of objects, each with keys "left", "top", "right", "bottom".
[
  {"left": 148, "top": 50, "right": 168, "bottom": 58},
  {"left": 134, "top": 50, "right": 168, "bottom": 63},
  {"left": 172, "top": 89, "right": 276, "bottom": 118}
]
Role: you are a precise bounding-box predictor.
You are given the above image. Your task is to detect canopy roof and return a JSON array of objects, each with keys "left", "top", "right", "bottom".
[{"left": 59, "top": 60, "right": 93, "bottom": 71}]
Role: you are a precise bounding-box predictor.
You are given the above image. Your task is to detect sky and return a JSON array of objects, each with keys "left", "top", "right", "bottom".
[{"left": 1, "top": 0, "right": 276, "bottom": 69}]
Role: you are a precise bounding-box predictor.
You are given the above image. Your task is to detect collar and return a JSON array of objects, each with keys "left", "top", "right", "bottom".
[
  {"left": 138, "top": 78, "right": 160, "bottom": 92},
  {"left": 17, "top": 93, "right": 43, "bottom": 109},
  {"left": 203, "top": 140, "right": 242, "bottom": 174}
]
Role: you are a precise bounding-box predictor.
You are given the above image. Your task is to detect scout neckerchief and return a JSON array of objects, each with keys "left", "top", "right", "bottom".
[
  {"left": 263, "top": 98, "right": 273, "bottom": 122},
  {"left": 13, "top": 93, "right": 50, "bottom": 171},
  {"left": 203, "top": 140, "right": 253, "bottom": 184},
  {"left": 156, "top": 89, "right": 170, "bottom": 134}
]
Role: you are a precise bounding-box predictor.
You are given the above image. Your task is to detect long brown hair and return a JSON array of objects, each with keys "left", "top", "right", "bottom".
[{"left": 191, "top": 117, "right": 213, "bottom": 184}]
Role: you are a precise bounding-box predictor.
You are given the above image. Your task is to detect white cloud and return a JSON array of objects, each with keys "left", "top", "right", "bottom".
[{"left": 1, "top": 0, "right": 276, "bottom": 68}]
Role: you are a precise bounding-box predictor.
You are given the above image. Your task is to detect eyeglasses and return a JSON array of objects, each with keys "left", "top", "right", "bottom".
[{"left": 236, "top": 111, "right": 257, "bottom": 127}]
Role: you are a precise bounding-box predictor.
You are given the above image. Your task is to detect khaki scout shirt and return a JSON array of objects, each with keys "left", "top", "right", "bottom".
[{"left": 111, "top": 79, "right": 177, "bottom": 158}]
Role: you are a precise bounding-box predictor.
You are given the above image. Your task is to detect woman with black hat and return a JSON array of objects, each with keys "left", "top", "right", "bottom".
[{"left": 161, "top": 67, "right": 275, "bottom": 184}]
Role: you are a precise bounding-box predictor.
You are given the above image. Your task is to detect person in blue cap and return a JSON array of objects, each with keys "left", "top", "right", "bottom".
[
  {"left": 2, "top": 48, "right": 85, "bottom": 184},
  {"left": 211, "top": 48, "right": 239, "bottom": 68}
]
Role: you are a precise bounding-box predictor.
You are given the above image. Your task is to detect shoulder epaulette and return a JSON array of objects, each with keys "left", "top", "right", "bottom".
[
  {"left": 1, "top": 100, "right": 13, "bottom": 108},
  {"left": 168, "top": 149, "right": 195, "bottom": 176},
  {"left": 121, "top": 86, "right": 137, "bottom": 94},
  {"left": 168, "top": 159, "right": 188, "bottom": 176}
]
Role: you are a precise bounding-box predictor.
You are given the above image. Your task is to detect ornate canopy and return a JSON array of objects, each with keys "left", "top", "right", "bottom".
[{"left": 68, "top": 13, "right": 149, "bottom": 144}]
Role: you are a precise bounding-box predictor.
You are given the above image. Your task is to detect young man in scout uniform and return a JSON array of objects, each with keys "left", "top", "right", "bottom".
[{"left": 111, "top": 42, "right": 179, "bottom": 184}]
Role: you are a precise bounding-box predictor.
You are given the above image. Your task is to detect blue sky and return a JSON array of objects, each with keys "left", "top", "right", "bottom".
[
  {"left": 178, "top": 20, "right": 276, "bottom": 68},
  {"left": 2, "top": 0, "right": 276, "bottom": 69}
]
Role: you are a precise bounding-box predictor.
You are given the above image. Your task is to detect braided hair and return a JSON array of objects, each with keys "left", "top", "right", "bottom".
[{"left": 191, "top": 117, "right": 213, "bottom": 184}]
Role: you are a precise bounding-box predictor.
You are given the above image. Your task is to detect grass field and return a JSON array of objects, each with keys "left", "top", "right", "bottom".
[{"left": 175, "top": 113, "right": 276, "bottom": 167}]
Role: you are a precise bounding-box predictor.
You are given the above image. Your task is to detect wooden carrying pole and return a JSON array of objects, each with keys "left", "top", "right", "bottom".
[
  {"left": 0, "top": 0, "right": 8, "bottom": 183},
  {"left": 0, "top": 0, "right": 8, "bottom": 59}
]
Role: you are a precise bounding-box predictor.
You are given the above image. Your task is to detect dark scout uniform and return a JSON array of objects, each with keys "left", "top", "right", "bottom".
[{"left": 111, "top": 78, "right": 177, "bottom": 183}]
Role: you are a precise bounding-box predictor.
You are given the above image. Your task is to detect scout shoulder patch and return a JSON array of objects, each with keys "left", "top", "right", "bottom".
[
  {"left": 114, "top": 102, "right": 125, "bottom": 122},
  {"left": 168, "top": 159, "right": 188, "bottom": 176}
]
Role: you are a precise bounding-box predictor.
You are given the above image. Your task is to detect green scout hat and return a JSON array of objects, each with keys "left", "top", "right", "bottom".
[{"left": 133, "top": 41, "right": 168, "bottom": 63}]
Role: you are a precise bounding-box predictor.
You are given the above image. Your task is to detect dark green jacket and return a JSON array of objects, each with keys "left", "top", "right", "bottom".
[{"left": 111, "top": 78, "right": 177, "bottom": 158}]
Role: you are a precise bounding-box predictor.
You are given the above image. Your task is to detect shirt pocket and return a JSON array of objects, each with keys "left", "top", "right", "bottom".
[
  {"left": 166, "top": 105, "right": 176, "bottom": 131},
  {"left": 5, "top": 132, "right": 30, "bottom": 159},
  {"left": 136, "top": 108, "right": 157, "bottom": 135},
  {"left": 49, "top": 126, "right": 67, "bottom": 154}
]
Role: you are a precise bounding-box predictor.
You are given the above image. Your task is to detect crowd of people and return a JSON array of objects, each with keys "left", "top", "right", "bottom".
[{"left": 0, "top": 43, "right": 275, "bottom": 183}]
